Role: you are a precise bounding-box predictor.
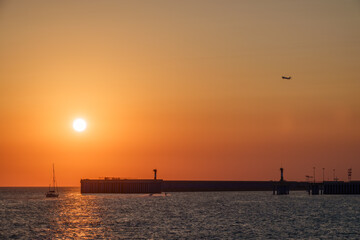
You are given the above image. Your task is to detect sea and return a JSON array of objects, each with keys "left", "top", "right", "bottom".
[{"left": 0, "top": 188, "right": 359, "bottom": 239}]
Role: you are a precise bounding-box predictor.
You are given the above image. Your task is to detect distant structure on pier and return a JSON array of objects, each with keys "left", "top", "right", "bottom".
[
  {"left": 308, "top": 168, "right": 360, "bottom": 195},
  {"left": 153, "top": 169, "right": 157, "bottom": 180},
  {"left": 273, "top": 168, "right": 290, "bottom": 195}
]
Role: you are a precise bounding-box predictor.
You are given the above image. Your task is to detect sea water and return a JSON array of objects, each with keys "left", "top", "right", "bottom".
[{"left": 0, "top": 188, "right": 359, "bottom": 239}]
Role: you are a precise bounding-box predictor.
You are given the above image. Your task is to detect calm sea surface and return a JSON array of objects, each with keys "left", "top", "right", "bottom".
[{"left": 0, "top": 187, "right": 359, "bottom": 239}]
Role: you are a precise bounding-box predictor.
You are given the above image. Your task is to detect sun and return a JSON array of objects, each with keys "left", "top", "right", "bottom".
[{"left": 73, "top": 118, "right": 87, "bottom": 132}]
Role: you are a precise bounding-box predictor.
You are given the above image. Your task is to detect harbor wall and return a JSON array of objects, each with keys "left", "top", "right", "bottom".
[
  {"left": 81, "top": 179, "right": 308, "bottom": 193},
  {"left": 81, "top": 179, "right": 162, "bottom": 194},
  {"left": 162, "top": 181, "right": 308, "bottom": 192},
  {"left": 162, "top": 181, "right": 274, "bottom": 192},
  {"left": 323, "top": 181, "right": 360, "bottom": 194}
]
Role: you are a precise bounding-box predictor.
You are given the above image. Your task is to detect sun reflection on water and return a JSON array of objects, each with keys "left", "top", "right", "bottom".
[{"left": 52, "top": 192, "right": 105, "bottom": 238}]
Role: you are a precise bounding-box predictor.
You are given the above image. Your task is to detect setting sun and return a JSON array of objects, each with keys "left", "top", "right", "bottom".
[
  {"left": 0, "top": 0, "right": 359, "bottom": 186},
  {"left": 73, "top": 118, "right": 87, "bottom": 132}
]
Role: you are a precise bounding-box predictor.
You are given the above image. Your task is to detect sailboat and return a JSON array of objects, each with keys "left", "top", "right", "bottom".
[{"left": 46, "top": 164, "right": 59, "bottom": 198}]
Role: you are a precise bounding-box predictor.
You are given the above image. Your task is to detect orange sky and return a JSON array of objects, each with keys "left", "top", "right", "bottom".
[{"left": 0, "top": 0, "right": 359, "bottom": 186}]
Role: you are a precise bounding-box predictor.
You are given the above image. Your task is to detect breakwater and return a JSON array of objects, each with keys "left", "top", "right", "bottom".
[
  {"left": 323, "top": 181, "right": 360, "bottom": 194},
  {"left": 81, "top": 179, "right": 162, "bottom": 194},
  {"left": 162, "top": 181, "right": 306, "bottom": 192},
  {"left": 80, "top": 178, "right": 308, "bottom": 194}
]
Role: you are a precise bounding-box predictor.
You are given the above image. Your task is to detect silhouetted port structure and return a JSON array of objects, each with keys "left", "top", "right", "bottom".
[
  {"left": 82, "top": 170, "right": 162, "bottom": 194},
  {"left": 307, "top": 183, "right": 322, "bottom": 195},
  {"left": 323, "top": 181, "right": 360, "bottom": 194},
  {"left": 80, "top": 178, "right": 308, "bottom": 194},
  {"left": 80, "top": 168, "right": 310, "bottom": 194},
  {"left": 273, "top": 168, "right": 290, "bottom": 195},
  {"left": 80, "top": 169, "right": 360, "bottom": 194},
  {"left": 306, "top": 167, "right": 360, "bottom": 195},
  {"left": 81, "top": 178, "right": 163, "bottom": 194},
  {"left": 306, "top": 181, "right": 360, "bottom": 195}
]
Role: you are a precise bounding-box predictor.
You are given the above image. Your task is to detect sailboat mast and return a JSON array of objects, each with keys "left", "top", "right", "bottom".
[{"left": 52, "top": 164, "right": 56, "bottom": 190}]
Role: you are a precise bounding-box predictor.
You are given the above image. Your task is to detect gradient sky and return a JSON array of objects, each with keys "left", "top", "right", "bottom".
[{"left": 0, "top": 0, "right": 359, "bottom": 186}]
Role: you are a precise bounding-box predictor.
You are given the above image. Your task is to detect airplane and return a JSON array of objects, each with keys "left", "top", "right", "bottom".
[{"left": 282, "top": 76, "right": 292, "bottom": 80}]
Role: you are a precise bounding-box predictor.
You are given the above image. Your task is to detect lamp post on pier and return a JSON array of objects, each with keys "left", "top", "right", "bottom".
[{"left": 313, "top": 167, "right": 316, "bottom": 183}]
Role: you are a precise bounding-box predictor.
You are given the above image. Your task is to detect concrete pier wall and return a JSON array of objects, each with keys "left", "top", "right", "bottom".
[
  {"left": 163, "top": 181, "right": 275, "bottom": 192},
  {"left": 81, "top": 179, "right": 163, "bottom": 194},
  {"left": 323, "top": 181, "right": 360, "bottom": 194},
  {"left": 80, "top": 179, "right": 308, "bottom": 193}
]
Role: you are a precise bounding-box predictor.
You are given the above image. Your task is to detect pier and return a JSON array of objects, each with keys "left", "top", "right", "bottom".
[
  {"left": 80, "top": 179, "right": 307, "bottom": 194},
  {"left": 81, "top": 178, "right": 163, "bottom": 194},
  {"left": 307, "top": 183, "right": 323, "bottom": 195},
  {"left": 80, "top": 169, "right": 359, "bottom": 195},
  {"left": 323, "top": 181, "right": 360, "bottom": 194},
  {"left": 305, "top": 181, "right": 360, "bottom": 195}
]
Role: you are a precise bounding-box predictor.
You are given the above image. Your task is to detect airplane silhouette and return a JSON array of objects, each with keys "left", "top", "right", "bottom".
[{"left": 282, "top": 76, "right": 291, "bottom": 80}]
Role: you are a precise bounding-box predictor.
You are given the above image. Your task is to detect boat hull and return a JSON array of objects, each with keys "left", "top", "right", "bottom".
[{"left": 46, "top": 192, "right": 59, "bottom": 198}]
